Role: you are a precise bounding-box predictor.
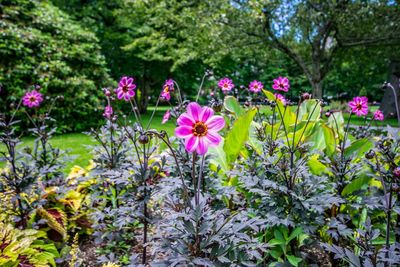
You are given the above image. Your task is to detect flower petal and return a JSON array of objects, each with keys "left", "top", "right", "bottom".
[
  {"left": 187, "top": 102, "right": 202, "bottom": 121},
  {"left": 200, "top": 107, "right": 214, "bottom": 122},
  {"left": 175, "top": 126, "right": 193, "bottom": 138},
  {"left": 177, "top": 113, "right": 195, "bottom": 126},
  {"left": 205, "top": 131, "right": 222, "bottom": 146},
  {"left": 206, "top": 115, "right": 225, "bottom": 131},
  {"left": 196, "top": 138, "right": 208, "bottom": 155},
  {"left": 185, "top": 136, "right": 199, "bottom": 153}
]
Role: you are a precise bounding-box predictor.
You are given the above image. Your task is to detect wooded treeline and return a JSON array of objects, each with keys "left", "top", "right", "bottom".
[{"left": 1, "top": 0, "right": 399, "bottom": 131}]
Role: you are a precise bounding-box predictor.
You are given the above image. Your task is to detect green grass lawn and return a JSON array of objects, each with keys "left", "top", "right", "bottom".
[{"left": 0, "top": 107, "right": 175, "bottom": 172}]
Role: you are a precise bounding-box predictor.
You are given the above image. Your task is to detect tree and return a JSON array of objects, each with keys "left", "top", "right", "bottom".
[
  {"left": 215, "top": 0, "right": 400, "bottom": 98},
  {"left": 0, "top": 0, "right": 112, "bottom": 132}
]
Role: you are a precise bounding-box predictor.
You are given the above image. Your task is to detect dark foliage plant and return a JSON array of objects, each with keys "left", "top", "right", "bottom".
[{"left": 2, "top": 74, "right": 400, "bottom": 267}]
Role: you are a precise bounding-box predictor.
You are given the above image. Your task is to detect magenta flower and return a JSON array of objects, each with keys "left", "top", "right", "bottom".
[
  {"left": 373, "top": 110, "right": 384, "bottom": 121},
  {"left": 163, "top": 79, "right": 175, "bottom": 92},
  {"left": 272, "top": 76, "right": 290, "bottom": 92},
  {"left": 161, "top": 86, "right": 171, "bottom": 101},
  {"left": 218, "top": 78, "right": 234, "bottom": 92},
  {"left": 348, "top": 96, "right": 368, "bottom": 116},
  {"left": 249, "top": 80, "right": 263, "bottom": 93},
  {"left": 162, "top": 110, "right": 171, "bottom": 124},
  {"left": 274, "top": 93, "right": 287, "bottom": 105},
  {"left": 175, "top": 102, "right": 225, "bottom": 155},
  {"left": 103, "top": 105, "right": 113, "bottom": 119},
  {"left": 116, "top": 76, "right": 136, "bottom": 101},
  {"left": 22, "top": 90, "right": 43, "bottom": 108}
]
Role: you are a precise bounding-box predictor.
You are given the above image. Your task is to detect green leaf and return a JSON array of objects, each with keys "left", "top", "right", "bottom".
[
  {"left": 287, "top": 227, "right": 303, "bottom": 244},
  {"left": 298, "top": 99, "right": 321, "bottom": 121},
  {"left": 327, "top": 112, "right": 344, "bottom": 138},
  {"left": 209, "top": 138, "right": 229, "bottom": 173},
  {"left": 341, "top": 175, "right": 371, "bottom": 196},
  {"left": 344, "top": 138, "right": 373, "bottom": 158},
  {"left": 224, "top": 108, "right": 257, "bottom": 165},
  {"left": 308, "top": 154, "right": 329, "bottom": 175},
  {"left": 287, "top": 255, "right": 302, "bottom": 267},
  {"left": 268, "top": 238, "right": 285, "bottom": 246},
  {"left": 223, "top": 96, "right": 244, "bottom": 117},
  {"left": 274, "top": 229, "right": 285, "bottom": 242}
]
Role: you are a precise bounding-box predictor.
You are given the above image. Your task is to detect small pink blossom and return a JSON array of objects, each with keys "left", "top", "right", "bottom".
[
  {"left": 162, "top": 110, "right": 171, "bottom": 124},
  {"left": 103, "top": 105, "right": 113, "bottom": 119},
  {"left": 175, "top": 102, "right": 225, "bottom": 155},
  {"left": 161, "top": 87, "right": 171, "bottom": 101},
  {"left": 217, "top": 78, "right": 234, "bottom": 92},
  {"left": 164, "top": 79, "right": 175, "bottom": 92},
  {"left": 116, "top": 76, "right": 136, "bottom": 101},
  {"left": 274, "top": 93, "right": 287, "bottom": 105},
  {"left": 373, "top": 110, "right": 384, "bottom": 121},
  {"left": 22, "top": 90, "right": 43, "bottom": 108},
  {"left": 348, "top": 96, "right": 368, "bottom": 116},
  {"left": 249, "top": 80, "right": 263, "bottom": 93},
  {"left": 272, "top": 76, "right": 290, "bottom": 92}
]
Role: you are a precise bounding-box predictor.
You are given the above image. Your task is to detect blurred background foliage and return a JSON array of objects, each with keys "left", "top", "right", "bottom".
[{"left": 1, "top": 0, "right": 399, "bottom": 132}]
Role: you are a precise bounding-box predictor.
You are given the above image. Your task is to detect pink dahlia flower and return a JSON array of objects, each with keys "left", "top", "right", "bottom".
[
  {"left": 161, "top": 86, "right": 171, "bottom": 101},
  {"left": 272, "top": 76, "right": 290, "bottom": 92},
  {"left": 373, "top": 110, "right": 384, "bottom": 121},
  {"left": 163, "top": 79, "right": 175, "bottom": 92},
  {"left": 249, "top": 80, "right": 263, "bottom": 93},
  {"left": 218, "top": 78, "right": 234, "bottom": 92},
  {"left": 103, "top": 105, "right": 113, "bottom": 119},
  {"left": 162, "top": 110, "right": 171, "bottom": 124},
  {"left": 22, "top": 90, "right": 43, "bottom": 108},
  {"left": 274, "top": 93, "right": 287, "bottom": 105},
  {"left": 175, "top": 102, "right": 225, "bottom": 155},
  {"left": 348, "top": 96, "right": 368, "bottom": 116},
  {"left": 116, "top": 76, "right": 136, "bottom": 101}
]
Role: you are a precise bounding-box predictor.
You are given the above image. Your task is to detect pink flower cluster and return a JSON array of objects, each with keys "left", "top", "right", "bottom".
[
  {"left": 22, "top": 90, "right": 43, "bottom": 108},
  {"left": 218, "top": 78, "right": 234, "bottom": 92},
  {"left": 103, "top": 105, "right": 113, "bottom": 119},
  {"left": 161, "top": 79, "right": 175, "bottom": 101},
  {"left": 116, "top": 76, "right": 136, "bottom": 101},
  {"left": 175, "top": 102, "right": 225, "bottom": 155},
  {"left": 348, "top": 96, "right": 368, "bottom": 116}
]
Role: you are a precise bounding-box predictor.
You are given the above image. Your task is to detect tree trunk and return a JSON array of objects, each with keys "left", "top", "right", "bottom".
[
  {"left": 311, "top": 80, "right": 323, "bottom": 99},
  {"left": 138, "top": 63, "right": 149, "bottom": 114},
  {"left": 380, "top": 60, "right": 400, "bottom": 119}
]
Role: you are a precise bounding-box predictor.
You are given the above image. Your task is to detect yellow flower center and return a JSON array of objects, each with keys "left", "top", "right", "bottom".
[{"left": 193, "top": 122, "right": 208, "bottom": 136}]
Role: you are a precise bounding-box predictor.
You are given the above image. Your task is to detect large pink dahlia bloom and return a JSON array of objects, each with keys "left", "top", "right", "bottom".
[
  {"left": 175, "top": 102, "right": 225, "bottom": 155},
  {"left": 116, "top": 76, "right": 136, "bottom": 101},
  {"left": 348, "top": 96, "right": 368, "bottom": 116},
  {"left": 22, "top": 90, "right": 43, "bottom": 108}
]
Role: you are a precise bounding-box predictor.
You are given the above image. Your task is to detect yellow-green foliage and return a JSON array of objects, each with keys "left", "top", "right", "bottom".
[{"left": 0, "top": 223, "right": 59, "bottom": 267}]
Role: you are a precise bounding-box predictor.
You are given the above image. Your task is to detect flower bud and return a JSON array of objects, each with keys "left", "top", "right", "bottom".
[
  {"left": 302, "top": 92, "right": 311, "bottom": 100},
  {"left": 394, "top": 167, "right": 400, "bottom": 179},
  {"left": 325, "top": 111, "right": 331, "bottom": 118},
  {"left": 139, "top": 134, "right": 149, "bottom": 144},
  {"left": 365, "top": 150, "right": 375, "bottom": 159}
]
